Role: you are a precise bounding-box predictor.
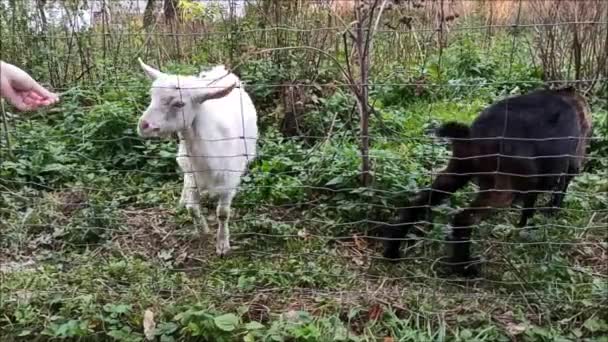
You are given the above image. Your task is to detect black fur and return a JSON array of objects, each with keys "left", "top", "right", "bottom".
[{"left": 436, "top": 122, "right": 470, "bottom": 139}]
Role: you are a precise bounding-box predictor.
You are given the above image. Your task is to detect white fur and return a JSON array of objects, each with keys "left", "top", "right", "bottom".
[{"left": 137, "top": 59, "right": 258, "bottom": 256}]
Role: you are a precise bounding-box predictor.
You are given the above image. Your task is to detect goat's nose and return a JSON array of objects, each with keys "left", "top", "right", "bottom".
[{"left": 140, "top": 120, "right": 150, "bottom": 130}]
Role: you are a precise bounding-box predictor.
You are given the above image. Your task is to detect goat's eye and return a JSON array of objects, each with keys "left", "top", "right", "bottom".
[{"left": 173, "top": 101, "right": 185, "bottom": 108}]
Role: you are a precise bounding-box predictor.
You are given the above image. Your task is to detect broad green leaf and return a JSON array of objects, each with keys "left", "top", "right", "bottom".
[{"left": 214, "top": 313, "right": 239, "bottom": 332}]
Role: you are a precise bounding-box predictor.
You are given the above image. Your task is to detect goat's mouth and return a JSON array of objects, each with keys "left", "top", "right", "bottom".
[{"left": 138, "top": 129, "right": 173, "bottom": 139}]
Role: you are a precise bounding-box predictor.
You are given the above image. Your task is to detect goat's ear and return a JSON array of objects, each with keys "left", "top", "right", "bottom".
[
  {"left": 138, "top": 58, "right": 164, "bottom": 80},
  {"left": 194, "top": 81, "right": 237, "bottom": 103}
]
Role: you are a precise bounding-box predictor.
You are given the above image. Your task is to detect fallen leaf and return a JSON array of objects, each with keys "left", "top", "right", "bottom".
[
  {"left": 158, "top": 248, "right": 174, "bottom": 261},
  {"left": 297, "top": 229, "right": 310, "bottom": 239},
  {"left": 384, "top": 337, "right": 395, "bottom": 342},
  {"left": 283, "top": 310, "right": 299, "bottom": 321},
  {"left": 506, "top": 322, "right": 526, "bottom": 336},
  {"left": 143, "top": 309, "right": 156, "bottom": 341},
  {"left": 352, "top": 256, "right": 364, "bottom": 266},
  {"left": 368, "top": 304, "right": 383, "bottom": 321}
]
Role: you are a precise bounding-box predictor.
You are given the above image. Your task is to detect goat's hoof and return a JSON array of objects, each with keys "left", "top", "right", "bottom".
[
  {"left": 541, "top": 207, "right": 559, "bottom": 217},
  {"left": 382, "top": 237, "right": 418, "bottom": 262},
  {"left": 438, "top": 256, "right": 482, "bottom": 278},
  {"left": 382, "top": 248, "right": 402, "bottom": 262},
  {"left": 519, "top": 228, "right": 542, "bottom": 241},
  {"left": 518, "top": 229, "right": 532, "bottom": 240},
  {"left": 216, "top": 241, "right": 231, "bottom": 257}
]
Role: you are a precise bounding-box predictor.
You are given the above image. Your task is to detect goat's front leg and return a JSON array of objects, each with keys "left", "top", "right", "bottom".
[
  {"left": 544, "top": 173, "right": 574, "bottom": 217},
  {"left": 383, "top": 159, "right": 471, "bottom": 260},
  {"left": 447, "top": 189, "right": 514, "bottom": 277},
  {"left": 179, "top": 172, "right": 209, "bottom": 234},
  {"left": 215, "top": 191, "right": 235, "bottom": 256},
  {"left": 517, "top": 191, "right": 539, "bottom": 227},
  {"left": 177, "top": 144, "right": 209, "bottom": 234}
]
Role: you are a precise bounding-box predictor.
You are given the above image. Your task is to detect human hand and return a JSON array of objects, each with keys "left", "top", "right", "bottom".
[{"left": 0, "top": 61, "right": 59, "bottom": 111}]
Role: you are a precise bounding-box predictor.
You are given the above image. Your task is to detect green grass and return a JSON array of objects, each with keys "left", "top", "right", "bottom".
[{"left": 2, "top": 89, "right": 607, "bottom": 341}]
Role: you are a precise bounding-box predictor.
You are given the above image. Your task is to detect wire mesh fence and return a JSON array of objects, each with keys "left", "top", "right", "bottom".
[{"left": 1, "top": 0, "right": 607, "bottom": 340}]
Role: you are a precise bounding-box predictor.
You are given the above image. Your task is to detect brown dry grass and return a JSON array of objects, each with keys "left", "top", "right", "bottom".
[
  {"left": 479, "top": 0, "right": 608, "bottom": 25},
  {"left": 323, "top": 0, "right": 607, "bottom": 25}
]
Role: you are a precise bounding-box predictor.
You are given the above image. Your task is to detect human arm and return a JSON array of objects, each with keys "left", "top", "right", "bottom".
[{"left": 0, "top": 61, "right": 59, "bottom": 111}]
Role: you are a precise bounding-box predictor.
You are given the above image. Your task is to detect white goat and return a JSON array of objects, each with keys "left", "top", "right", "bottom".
[{"left": 137, "top": 59, "right": 258, "bottom": 256}]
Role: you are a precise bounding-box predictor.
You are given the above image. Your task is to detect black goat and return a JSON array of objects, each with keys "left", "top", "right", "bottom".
[{"left": 383, "top": 87, "right": 592, "bottom": 276}]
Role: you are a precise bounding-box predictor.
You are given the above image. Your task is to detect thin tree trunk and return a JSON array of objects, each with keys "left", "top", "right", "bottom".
[
  {"left": 144, "top": 0, "right": 156, "bottom": 29},
  {"left": 164, "top": 0, "right": 179, "bottom": 23},
  {"left": 36, "top": 0, "right": 48, "bottom": 29},
  {"left": 355, "top": 1, "right": 372, "bottom": 187}
]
